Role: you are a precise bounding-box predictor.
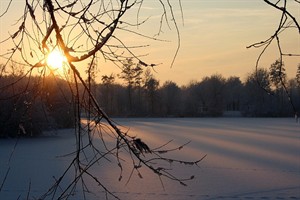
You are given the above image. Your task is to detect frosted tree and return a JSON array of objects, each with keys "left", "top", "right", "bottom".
[{"left": 247, "top": 0, "right": 300, "bottom": 117}]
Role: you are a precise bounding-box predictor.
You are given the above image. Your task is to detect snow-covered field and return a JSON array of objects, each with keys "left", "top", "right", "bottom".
[{"left": 0, "top": 118, "right": 299, "bottom": 200}]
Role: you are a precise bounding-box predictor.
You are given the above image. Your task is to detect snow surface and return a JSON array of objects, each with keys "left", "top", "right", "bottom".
[{"left": 0, "top": 118, "right": 299, "bottom": 200}]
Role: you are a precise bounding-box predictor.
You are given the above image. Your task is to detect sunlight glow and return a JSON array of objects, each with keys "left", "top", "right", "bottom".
[{"left": 46, "top": 48, "right": 67, "bottom": 70}]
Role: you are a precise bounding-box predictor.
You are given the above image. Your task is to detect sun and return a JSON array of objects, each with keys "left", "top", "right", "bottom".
[{"left": 46, "top": 48, "right": 67, "bottom": 70}]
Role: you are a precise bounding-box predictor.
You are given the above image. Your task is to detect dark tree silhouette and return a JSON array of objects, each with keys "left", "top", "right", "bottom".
[
  {"left": 296, "top": 64, "right": 300, "bottom": 86},
  {"left": 269, "top": 59, "right": 287, "bottom": 90},
  {"left": 160, "top": 81, "right": 182, "bottom": 116},
  {"left": 224, "top": 77, "right": 243, "bottom": 112},
  {"left": 247, "top": 0, "right": 300, "bottom": 118},
  {"left": 143, "top": 74, "right": 160, "bottom": 115},
  {"left": 118, "top": 59, "right": 143, "bottom": 114},
  {"left": 100, "top": 74, "right": 116, "bottom": 115}
]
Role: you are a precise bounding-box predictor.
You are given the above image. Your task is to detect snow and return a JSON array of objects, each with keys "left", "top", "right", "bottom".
[{"left": 0, "top": 118, "right": 299, "bottom": 200}]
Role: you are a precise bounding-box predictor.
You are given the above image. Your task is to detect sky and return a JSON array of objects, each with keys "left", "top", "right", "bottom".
[
  {"left": 0, "top": 0, "right": 299, "bottom": 86},
  {"left": 134, "top": 0, "right": 300, "bottom": 86}
]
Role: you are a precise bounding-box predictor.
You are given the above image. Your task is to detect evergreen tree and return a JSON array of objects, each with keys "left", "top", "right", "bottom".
[
  {"left": 296, "top": 63, "right": 300, "bottom": 87},
  {"left": 119, "top": 59, "right": 143, "bottom": 114},
  {"left": 269, "top": 59, "right": 287, "bottom": 90},
  {"left": 143, "top": 70, "right": 159, "bottom": 115}
]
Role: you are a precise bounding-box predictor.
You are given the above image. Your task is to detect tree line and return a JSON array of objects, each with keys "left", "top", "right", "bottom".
[
  {"left": 0, "top": 72, "right": 74, "bottom": 137},
  {"left": 1, "top": 59, "right": 299, "bottom": 137},
  {"left": 96, "top": 59, "right": 300, "bottom": 118}
]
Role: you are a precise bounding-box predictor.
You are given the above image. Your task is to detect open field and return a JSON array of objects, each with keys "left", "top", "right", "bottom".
[{"left": 0, "top": 118, "right": 299, "bottom": 199}]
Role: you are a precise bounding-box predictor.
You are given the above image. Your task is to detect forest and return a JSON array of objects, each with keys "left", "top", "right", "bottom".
[{"left": 1, "top": 59, "right": 299, "bottom": 138}]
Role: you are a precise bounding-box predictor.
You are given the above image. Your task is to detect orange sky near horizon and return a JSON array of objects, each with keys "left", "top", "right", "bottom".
[
  {"left": 130, "top": 0, "right": 300, "bottom": 86},
  {"left": 0, "top": 0, "right": 299, "bottom": 86}
]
